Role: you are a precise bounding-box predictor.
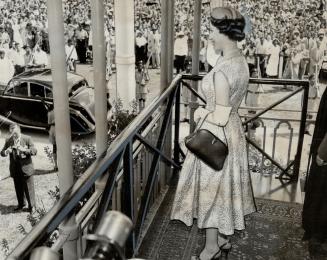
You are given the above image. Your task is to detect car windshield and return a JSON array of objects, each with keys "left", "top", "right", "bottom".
[{"left": 69, "top": 80, "right": 88, "bottom": 97}]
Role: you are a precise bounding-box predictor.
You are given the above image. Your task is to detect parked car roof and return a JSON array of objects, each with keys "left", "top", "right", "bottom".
[{"left": 12, "top": 68, "right": 86, "bottom": 90}]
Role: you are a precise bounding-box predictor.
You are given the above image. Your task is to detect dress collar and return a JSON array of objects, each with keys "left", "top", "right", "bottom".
[
  {"left": 221, "top": 49, "right": 242, "bottom": 60},
  {"left": 214, "top": 49, "right": 242, "bottom": 66}
]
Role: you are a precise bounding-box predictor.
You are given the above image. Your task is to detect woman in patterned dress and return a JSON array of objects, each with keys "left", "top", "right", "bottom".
[{"left": 171, "top": 7, "right": 256, "bottom": 260}]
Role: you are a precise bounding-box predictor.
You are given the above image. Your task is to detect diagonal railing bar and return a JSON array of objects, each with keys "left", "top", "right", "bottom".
[
  {"left": 242, "top": 86, "right": 304, "bottom": 125},
  {"left": 181, "top": 80, "right": 207, "bottom": 104},
  {"left": 178, "top": 145, "right": 186, "bottom": 159},
  {"left": 246, "top": 136, "right": 288, "bottom": 174},
  {"left": 135, "top": 133, "right": 181, "bottom": 170},
  {"left": 174, "top": 82, "right": 181, "bottom": 168},
  {"left": 134, "top": 88, "right": 178, "bottom": 252},
  {"left": 278, "top": 160, "right": 295, "bottom": 180}
]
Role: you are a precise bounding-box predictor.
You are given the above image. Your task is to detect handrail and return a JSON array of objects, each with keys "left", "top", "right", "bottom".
[
  {"left": 182, "top": 73, "right": 310, "bottom": 87},
  {"left": 8, "top": 75, "right": 183, "bottom": 259}
]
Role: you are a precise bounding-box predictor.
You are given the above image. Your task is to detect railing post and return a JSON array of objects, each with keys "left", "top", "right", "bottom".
[
  {"left": 174, "top": 82, "right": 181, "bottom": 170},
  {"left": 278, "top": 54, "right": 284, "bottom": 78},
  {"left": 134, "top": 89, "right": 177, "bottom": 250},
  {"left": 293, "top": 84, "right": 309, "bottom": 181},
  {"left": 123, "top": 142, "right": 135, "bottom": 256},
  {"left": 190, "top": 0, "right": 202, "bottom": 133}
]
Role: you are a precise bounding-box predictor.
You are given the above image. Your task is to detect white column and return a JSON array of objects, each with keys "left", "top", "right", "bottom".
[
  {"left": 46, "top": 0, "right": 78, "bottom": 259},
  {"left": 91, "top": 0, "right": 108, "bottom": 157},
  {"left": 114, "top": 0, "right": 136, "bottom": 109},
  {"left": 160, "top": 0, "right": 169, "bottom": 92}
]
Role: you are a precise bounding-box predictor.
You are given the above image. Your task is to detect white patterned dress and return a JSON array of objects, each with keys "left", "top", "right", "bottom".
[{"left": 171, "top": 50, "right": 256, "bottom": 235}]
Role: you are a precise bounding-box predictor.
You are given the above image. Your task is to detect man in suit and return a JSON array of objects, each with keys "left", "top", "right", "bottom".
[{"left": 1, "top": 124, "right": 37, "bottom": 212}]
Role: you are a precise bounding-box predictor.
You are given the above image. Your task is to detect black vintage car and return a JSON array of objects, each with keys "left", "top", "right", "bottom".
[{"left": 0, "top": 69, "right": 111, "bottom": 135}]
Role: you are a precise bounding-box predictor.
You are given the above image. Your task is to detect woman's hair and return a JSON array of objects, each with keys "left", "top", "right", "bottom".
[{"left": 210, "top": 7, "right": 246, "bottom": 42}]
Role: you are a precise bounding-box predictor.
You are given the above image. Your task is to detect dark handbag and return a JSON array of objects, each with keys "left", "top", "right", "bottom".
[{"left": 185, "top": 117, "right": 228, "bottom": 171}]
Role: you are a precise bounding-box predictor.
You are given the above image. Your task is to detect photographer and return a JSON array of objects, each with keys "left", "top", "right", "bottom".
[{"left": 1, "top": 124, "right": 37, "bottom": 212}]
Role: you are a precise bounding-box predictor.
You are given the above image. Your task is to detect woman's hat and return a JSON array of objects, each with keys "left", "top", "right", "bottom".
[{"left": 211, "top": 6, "right": 243, "bottom": 21}]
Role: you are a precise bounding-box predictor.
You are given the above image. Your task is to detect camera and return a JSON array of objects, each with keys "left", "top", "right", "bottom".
[{"left": 29, "top": 211, "right": 145, "bottom": 260}]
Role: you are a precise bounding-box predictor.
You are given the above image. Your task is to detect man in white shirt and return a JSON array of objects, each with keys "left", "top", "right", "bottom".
[
  {"left": 65, "top": 39, "right": 77, "bottom": 71},
  {"left": 174, "top": 31, "right": 188, "bottom": 74},
  {"left": 0, "top": 24, "right": 10, "bottom": 49},
  {"left": 256, "top": 36, "right": 269, "bottom": 77},
  {"left": 135, "top": 31, "right": 147, "bottom": 64},
  {"left": 0, "top": 49, "right": 14, "bottom": 86},
  {"left": 33, "top": 45, "right": 48, "bottom": 67},
  {"left": 75, "top": 24, "right": 88, "bottom": 64},
  {"left": 151, "top": 28, "right": 161, "bottom": 69},
  {"left": 8, "top": 42, "right": 25, "bottom": 75}
]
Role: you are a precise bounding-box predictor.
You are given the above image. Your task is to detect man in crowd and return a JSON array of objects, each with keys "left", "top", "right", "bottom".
[
  {"left": 75, "top": 23, "right": 88, "bottom": 64},
  {"left": 0, "top": 23, "right": 10, "bottom": 49},
  {"left": 33, "top": 44, "right": 48, "bottom": 67},
  {"left": 8, "top": 41, "right": 25, "bottom": 75},
  {"left": 0, "top": 49, "right": 14, "bottom": 85},
  {"left": 1, "top": 124, "right": 37, "bottom": 212},
  {"left": 148, "top": 27, "right": 161, "bottom": 69},
  {"left": 174, "top": 30, "right": 188, "bottom": 74},
  {"left": 256, "top": 35, "right": 269, "bottom": 77},
  {"left": 22, "top": 22, "right": 37, "bottom": 49},
  {"left": 135, "top": 31, "right": 148, "bottom": 64},
  {"left": 65, "top": 38, "right": 77, "bottom": 71}
]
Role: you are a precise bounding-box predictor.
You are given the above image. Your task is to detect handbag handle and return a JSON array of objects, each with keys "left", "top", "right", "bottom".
[{"left": 197, "top": 113, "right": 228, "bottom": 148}]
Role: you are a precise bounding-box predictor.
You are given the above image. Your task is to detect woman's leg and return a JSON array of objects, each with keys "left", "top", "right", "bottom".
[{"left": 199, "top": 228, "right": 220, "bottom": 260}]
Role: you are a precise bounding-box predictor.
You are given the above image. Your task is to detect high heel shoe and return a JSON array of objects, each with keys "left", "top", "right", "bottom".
[
  {"left": 210, "top": 250, "right": 222, "bottom": 260},
  {"left": 219, "top": 241, "right": 232, "bottom": 259},
  {"left": 193, "top": 249, "right": 222, "bottom": 260}
]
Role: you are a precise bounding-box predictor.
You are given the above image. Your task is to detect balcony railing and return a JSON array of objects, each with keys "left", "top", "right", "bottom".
[{"left": 8, "top": 74, "right": 309, "bottom": 259}]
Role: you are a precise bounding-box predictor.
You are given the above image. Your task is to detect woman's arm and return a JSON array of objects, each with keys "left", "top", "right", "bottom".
[
  {"left": 214, "top": 71, "right": 230, "bottom": 106},
  {"left": 205, "top": 71, "right": 231, "bottom": 126},
  {"left": 194, "top": 71, "right": 231, "bottom": 125}
]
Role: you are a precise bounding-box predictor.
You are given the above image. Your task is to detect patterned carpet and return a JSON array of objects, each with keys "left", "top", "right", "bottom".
[{"left": 137, "top": 184, "right": 312, "bottom": 260}]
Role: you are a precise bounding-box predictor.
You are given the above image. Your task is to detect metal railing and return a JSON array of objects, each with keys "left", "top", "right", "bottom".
[
  {"left": 8, "top": 74, "right": 309, "bottom": 259},
  {"left": 241, "top": 78, "right": 309, "bottom": 180},
  {"left": 8, "top": 75, "right": 184, "bottom": 259},
  {"left": 182, "top": 74, "right": 310, "bottom": 181}
]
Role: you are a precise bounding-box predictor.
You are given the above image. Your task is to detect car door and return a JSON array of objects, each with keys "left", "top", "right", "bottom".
[
  {"left": 3, "top": 81, "right": 32, "bottom": 126},
  {"left": 5, "top": 81, "right": 48, "bottom": 128},
  {"left": 26, "top": 82, "right": 49, "bottom": 127},
  {"left": 0, "top": 83, "right": 16, "bottom": 123}
]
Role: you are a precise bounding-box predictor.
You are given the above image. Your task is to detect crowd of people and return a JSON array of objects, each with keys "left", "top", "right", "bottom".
[
  {"left": 237, "top": 0, "right": 327, "bottom": 82},
  {"left": 0, "top": 0, "right": 327, "bottom": 84}
]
